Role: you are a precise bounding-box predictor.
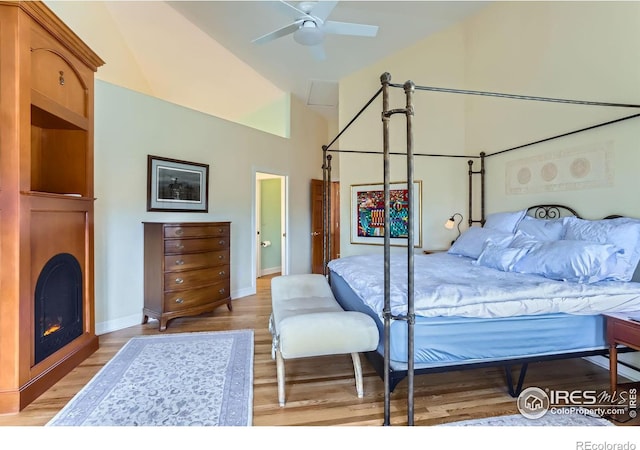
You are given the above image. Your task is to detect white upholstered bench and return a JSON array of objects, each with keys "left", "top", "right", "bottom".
[{"left": 270, "top": 273, "right": 379, "bottom": 406}]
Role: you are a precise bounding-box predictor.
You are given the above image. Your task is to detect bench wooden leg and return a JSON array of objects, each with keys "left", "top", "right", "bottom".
[
  {"left": 276, "top": 349, "right": 286, "bottom": 407},
  {"left": 351, "top": 352, "right": 364, "bottom": 398}
]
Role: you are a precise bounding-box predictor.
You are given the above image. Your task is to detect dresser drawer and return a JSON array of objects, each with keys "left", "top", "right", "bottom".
[
  {"left": 164, "top": 266, "right": 229, "bottom": 291},
  {"left": 163, "top": 282, "right": 230, "bottom": 312},
  {"left": 164, "top": 251, "right": 229, "bottom": 271},
  {"left": 164, "top": 225, "right": 229, "bottom": 239},
  {"left": 164, "top": 237, "right": 229, "bottom": 254}
]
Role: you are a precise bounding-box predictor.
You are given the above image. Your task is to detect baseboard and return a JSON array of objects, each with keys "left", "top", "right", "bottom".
[
  {"left": 96, "top": 313, "right": 142, "bottom": 335},
  {"left": 583, "top": 355, "right": 640, "bottom": 382},
  {"left": 96, "top": 285, "right": 258, "bottom": 335},
  {"left": 260, "top": 266, "right": 281, "bottom": 277}
]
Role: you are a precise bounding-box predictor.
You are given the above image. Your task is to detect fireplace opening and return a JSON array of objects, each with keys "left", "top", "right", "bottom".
[{"left": 34, "top": 253, "right": 83, "bottom": 365}]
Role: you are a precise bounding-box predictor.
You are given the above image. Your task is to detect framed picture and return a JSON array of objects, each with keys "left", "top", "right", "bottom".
[
  {"left": 147, "top": 155, "right": 209, "bottom": 212},
  {"left": 350, "top": 181, "right": 422, "bottom": 246}
]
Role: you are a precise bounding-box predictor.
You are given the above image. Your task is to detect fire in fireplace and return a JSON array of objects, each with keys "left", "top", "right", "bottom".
[{"left": 34, "top": 253, "right": 84, "bottom": 365}]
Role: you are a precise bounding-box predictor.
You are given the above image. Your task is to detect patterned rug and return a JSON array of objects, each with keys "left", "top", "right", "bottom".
[
  {"left": 47, "top": 330, "right": 253, "bottom": 426},
  {"left": 442, "top": 409, "right": 614, "bottom": 426}
]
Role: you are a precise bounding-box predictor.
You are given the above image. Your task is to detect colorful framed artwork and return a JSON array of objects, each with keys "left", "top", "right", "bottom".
[
  {"left": 350, "top": 181, "right": 422, "bottom": 246},
  {"left": 147, "top": 155, "right": 209, "bottom": 212}
]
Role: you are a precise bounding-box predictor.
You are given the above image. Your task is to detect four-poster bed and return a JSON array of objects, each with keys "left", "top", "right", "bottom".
[{"left": 320, "top": 72, "right": 640, "bottom": 426}]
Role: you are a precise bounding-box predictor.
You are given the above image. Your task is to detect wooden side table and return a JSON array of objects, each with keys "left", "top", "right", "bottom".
[{"left": 604, "top": 312, "right": 640, "bottom": 393}]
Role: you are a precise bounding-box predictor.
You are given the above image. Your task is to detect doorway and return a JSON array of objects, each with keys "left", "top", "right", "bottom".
[{"left": 255, "top": 172, "right": 287, "bottom": 282}]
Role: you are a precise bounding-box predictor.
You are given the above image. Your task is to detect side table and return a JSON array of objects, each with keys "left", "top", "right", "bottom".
[{"left": 604, "top": 312, "right": 640, "bottom": 393}]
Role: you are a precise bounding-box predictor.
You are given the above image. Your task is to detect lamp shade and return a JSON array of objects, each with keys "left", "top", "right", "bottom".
[
  {"left": 294, "top": 21, "right": 324, "bottom": 46},
  {"left": 445, "top": 218, "right": 455, "bottom": 229}
]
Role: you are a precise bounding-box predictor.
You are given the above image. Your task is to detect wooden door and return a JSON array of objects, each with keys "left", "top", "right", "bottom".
[{"left": 311, "top": 179, "right": 340, "bottom": 274}]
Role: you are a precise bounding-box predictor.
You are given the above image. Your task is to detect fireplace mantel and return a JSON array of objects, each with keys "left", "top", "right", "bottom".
[{"left": 0, "top": 1, "right": 104, "bottom": 413}]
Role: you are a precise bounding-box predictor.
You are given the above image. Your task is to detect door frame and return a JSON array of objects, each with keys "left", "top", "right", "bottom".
[{"left": 252, "top": 170, "right": 288, "bottom": 290}]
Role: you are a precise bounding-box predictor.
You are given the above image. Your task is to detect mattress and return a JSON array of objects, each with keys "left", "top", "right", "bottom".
[
  {"left": 327, "top": 252, "right": 640, "bottom": 319},
  {"left": 330, "top": 270, "right": 608, "bottom": 370}
]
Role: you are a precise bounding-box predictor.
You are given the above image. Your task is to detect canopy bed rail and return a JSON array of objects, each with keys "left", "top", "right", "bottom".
[{"left": 320, "top": 72, "right": 640, "bottom": 426}]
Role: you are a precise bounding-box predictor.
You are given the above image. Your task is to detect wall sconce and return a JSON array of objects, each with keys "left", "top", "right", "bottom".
[{"left": 444, "top": 213, "right": 463, "bottom": 244}]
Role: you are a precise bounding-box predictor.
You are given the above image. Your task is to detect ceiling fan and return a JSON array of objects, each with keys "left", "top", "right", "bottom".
[{"left": 251, "top": 1, "right": 379, "bottom": 60}]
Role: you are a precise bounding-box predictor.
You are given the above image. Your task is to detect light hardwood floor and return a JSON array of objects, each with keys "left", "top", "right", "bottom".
[{"left": 0, "top": 273, "right": 636, "bottom": 426}]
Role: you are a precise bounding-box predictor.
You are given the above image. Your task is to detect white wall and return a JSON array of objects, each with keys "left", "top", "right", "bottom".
[
  {"left": 338, "top": 22, "right": 469, "bottom": 255},
  {"left": 465, "top": 2, "right": 640, "bottom": 219},
  {"left": 337, "top": 1, "right": 640, "bottom": 257},
  {"left": 93, "top": 81, "right": 327, "bottom": 334},
  {"left": 46, "top": 1, "right": 289, "bottom": 136}
]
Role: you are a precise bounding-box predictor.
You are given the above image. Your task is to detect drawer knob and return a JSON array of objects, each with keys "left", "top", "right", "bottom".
[
  {"left": 176, "top": 244, "right": 184, "bottom": 249},
  {"left": 175, "top": 277, "right": 184, "bottom": 284},
  {"left": 59, "top": 70, "right": 65, "bottom": 86},
  {"left": 218, "top": 240, "right": 226, "bottom": 246},
  {"left": 175, "top": 228, "right": 184, "bottom": 236},
  {"left": 175, "top": 298, "right": 184, "bottom": 304},
  {"left": 218, "top": 271, "right": 226, "bottom": 276},
  {"left": 218, "top": 255, "right": 224, "bottom": 260},
  {"left": 219, "top": 288, "right": 225, "bottom": 295},
  {"left": 176, "top": 259, "right": 184, "bottom": 265}
]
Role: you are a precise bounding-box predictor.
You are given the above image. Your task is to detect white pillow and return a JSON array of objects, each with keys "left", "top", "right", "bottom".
[
  {"left": 484, "top": 209, "right": 527, "bottom": 234},
  {"left": 512, "top": 240, "right": 624, "bottom": 283},
  {"left": 447, "top": 227, "right": 515, "bottom": 259},
  {"left": 516, "top": 216, "right": 564, "bottom": 241},
  {"left": 475, "top": 242, "right": 529, "bottom": 272},
  {"left": 563, "top": 217, "right": 640, "bottom": 281}
]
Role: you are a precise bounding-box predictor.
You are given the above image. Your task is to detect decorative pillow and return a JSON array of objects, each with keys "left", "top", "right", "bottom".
[
  {"left": 484, "top": 209, "right": 527, "bottom": 233},
  {"left": 475, "top": 242, "right": 530, "bottom": 272},
  {"left": 447, "top": 227, "right": 515, "bottom": 259},
  {"left": 515, "top": 216, "right": 564, "bottom": 242},
  {"left": 512, "top": 240, "right": 624, "bottom": 283},
  {"left": 563, "top": 217, "right": 640, "bottom": 281},
  {"left": 509, "top": 230, "right": 541, "bottom": 250}
]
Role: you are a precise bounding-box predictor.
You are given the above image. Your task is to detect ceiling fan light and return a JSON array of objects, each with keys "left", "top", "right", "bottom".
[{"left": 294, "top": 20, "right": 324, "bottom": 46}]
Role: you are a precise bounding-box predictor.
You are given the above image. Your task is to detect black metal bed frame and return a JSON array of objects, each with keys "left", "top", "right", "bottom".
[{"left": 320, "top": 72, "right": 640, "bottom": 426}]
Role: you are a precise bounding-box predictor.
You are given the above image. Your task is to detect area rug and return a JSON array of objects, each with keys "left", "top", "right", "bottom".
[
  {"left": 442, "top": 409, "right": 614, "bottom": 426},
  {"left": 46, "top": 330, "right": 253, "bottom": 426}
]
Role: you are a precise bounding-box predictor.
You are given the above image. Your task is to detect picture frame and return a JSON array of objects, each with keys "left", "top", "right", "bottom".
[
  {"left": 350, "top": 181, "right": 422, "bottom": 246},
  {"left": 147, "top": 155, "right": 209, "bottom": 212}
]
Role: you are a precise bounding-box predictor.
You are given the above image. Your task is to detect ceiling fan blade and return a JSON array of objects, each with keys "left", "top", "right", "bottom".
[
  {"left": 309, "top": 44, "right": 326, "bottom": 61},
  {"left": 278, "top": 0, "right": 313, "bottom": 19},
  {"left": 251, "top": 21, "right": 302, "bottom": 44},
  {"left": 310, "top": 1, "right": 338, "bottom": 22},
  {"left": 323, "top": 20, "right": 378, "bottom": 37}
]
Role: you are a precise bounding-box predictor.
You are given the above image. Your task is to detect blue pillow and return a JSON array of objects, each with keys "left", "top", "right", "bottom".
[
  {"left": 448, "top": 227, "right": 514, "bottom": 259},
  {"left": 563, "top": 217, "right": 640, "bottom": 281},
  {"left": 484, "top": 209, "right": 527, "bottom": 233},
  {"left": 475, "top": 242, "right": 529, "bottom": 272},
  {"left": 516, "top": 216, "right": 564, "bottom": 241},
  {"left": 512, "top": 240, "right": 624, "bottom": 283}
]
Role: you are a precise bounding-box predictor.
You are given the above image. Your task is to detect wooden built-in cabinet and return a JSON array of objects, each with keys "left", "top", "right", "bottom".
[
  {"left": 143, "top": 222, "right": 232, "bottom": 331},
  {"left": 0, "top": 1, "right": 104, "bottom": 413}
]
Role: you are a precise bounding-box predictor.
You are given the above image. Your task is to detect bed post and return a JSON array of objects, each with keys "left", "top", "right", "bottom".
[
  {"left": 403, "top": 79, "right": 416, "bottom": 426},
  {"left": 322, "top": 146, "right": 329, "bottom": 276},
  {"left": 380, "top": 72, "right": 392, "bottom": 426},
  {"left": 468, "top": 151, "right": 487, "bottom": 227},
  {"left": 326, "top": 154, "right": 333, "bottom": 276},
  {"left": 480, "top": 151, "right": 486, "bottom": 225}
]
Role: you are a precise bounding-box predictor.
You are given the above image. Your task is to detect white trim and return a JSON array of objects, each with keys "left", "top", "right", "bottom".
[
  {"left": 260, "top": 266, "right": 282, "bottom": 277},
  {"left": 96, "top": 313, "right": 142, "bottom": 335},
  {"left": 583, "top": 355, "right": 640, "bottom": 382}
]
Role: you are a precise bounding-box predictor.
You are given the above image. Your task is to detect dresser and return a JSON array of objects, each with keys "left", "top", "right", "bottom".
[{"left": 143, "top": 222, "right": 232, "bottom": 331}]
